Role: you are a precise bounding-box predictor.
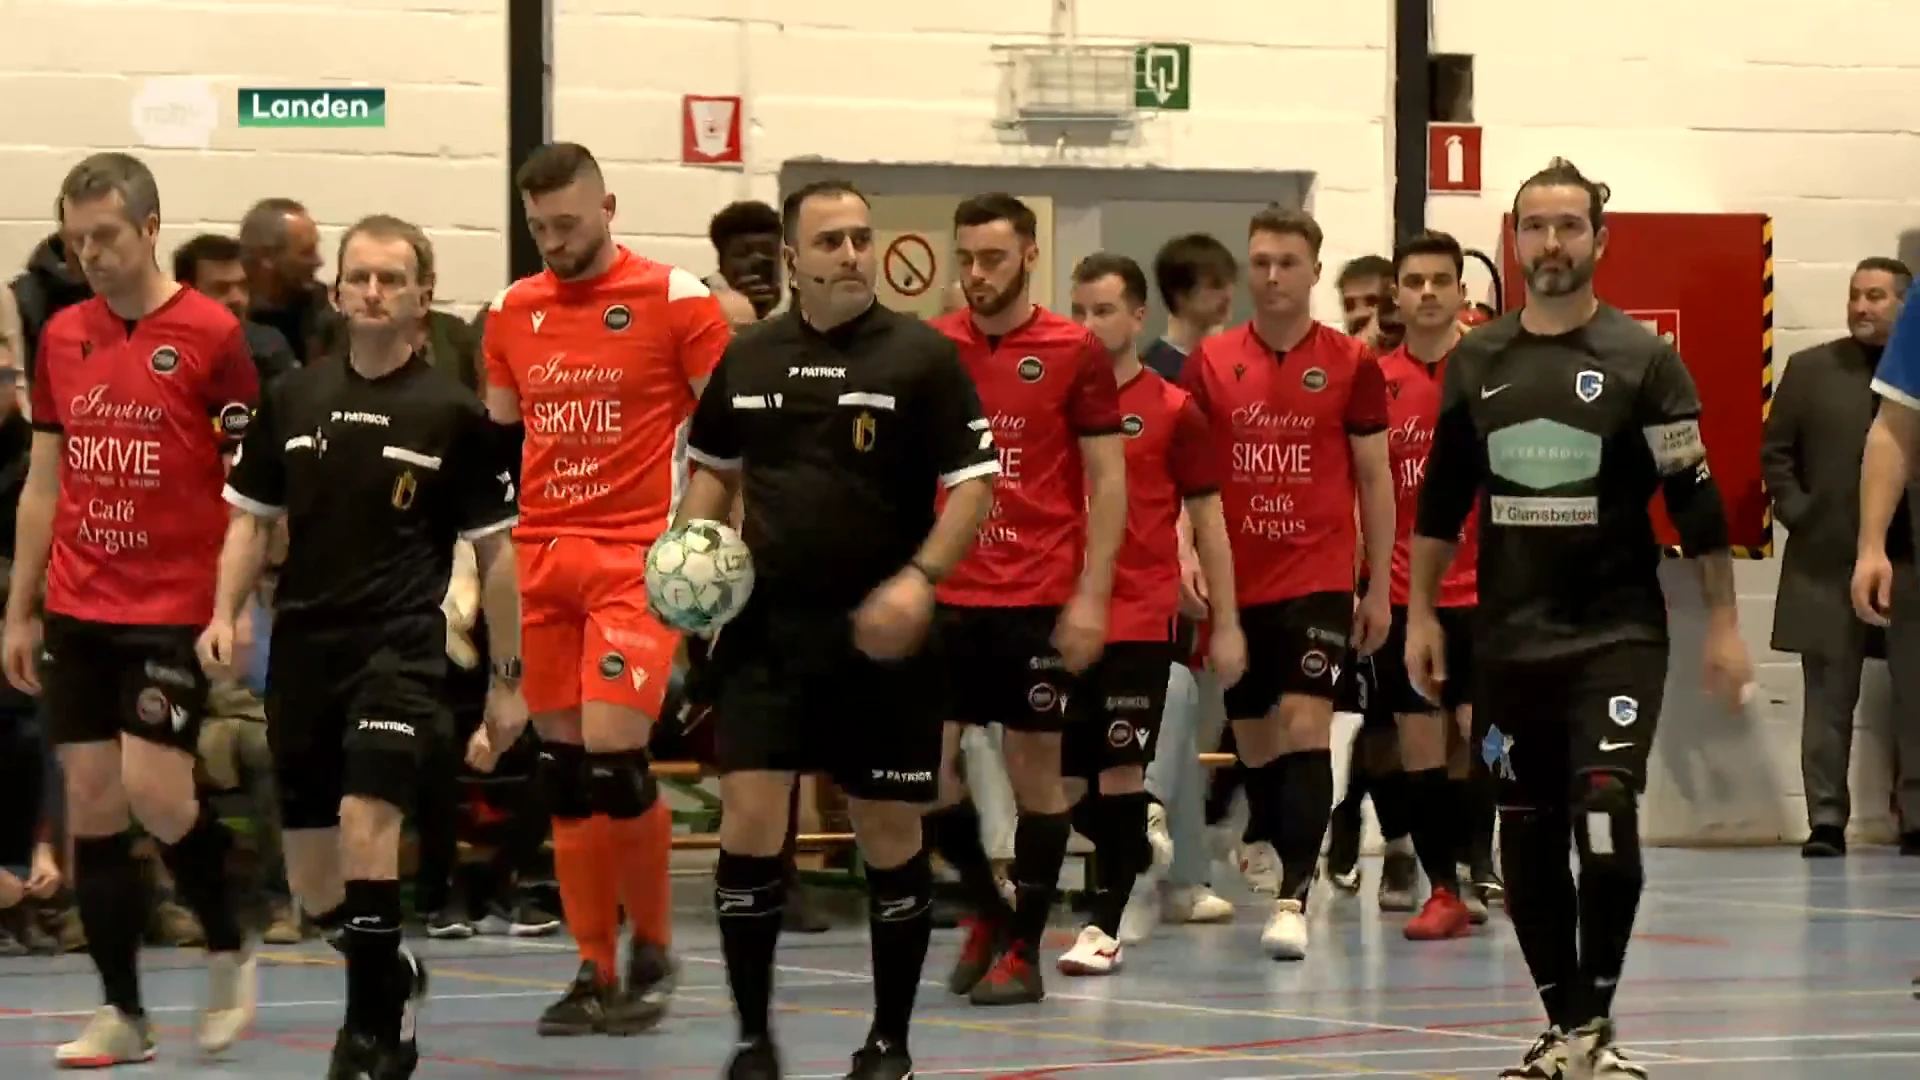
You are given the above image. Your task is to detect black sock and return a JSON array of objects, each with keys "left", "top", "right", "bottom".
[
  {"left": 714, "top": 852, "right": 785, "bottom": 1040},
  {"left": 161, "top": 804, "right": 244, "bottom": 953},
  {"left": 1466, "top": 765, "right": 1498, "bottom": 872},
  {"left": 1407, "top": 768, "right": 1460, "bottom": 893},
  {"left": 1204, "top": 763, "right": 1241, "bottom": 828},
  {"left": 1327, "top": 771, "right": 1367, "bottom": 875},
  {"left": 341, "top": 879, "right": 403, "bottom": 1040},
  {"left": 1574, "top": 794, "right": 1645, "bottom": 1022},
  {"left": 925, "top": 801, "right": 1011, "bottom": 925},
  {"left": 1245, "top": 757, "right": 1286, "bottom": 865},
  {"left": 1500, "top": 806, "right": 1581, "bottom": 1030},
  {"left": 73, "top": 833, "right": 147, "bottom": 1017},
  {"left": 1089, "top": 793, "right": 1151, "bottom": 937},
  {"left": 1009, "top": 811, "right": 1070, "bottom": 953},
  {"left": 1370, "top": 766, "right": 1413, "bottom": 846},
  {"left": 1274, "top": 751, "right": 1334, "bottom": 901},
  {"left": 864, "top": 849, "right": 933, "bottom": 1047},
  {"left": 1447, "top": 775, "right": 1476, "bottom": 872}
]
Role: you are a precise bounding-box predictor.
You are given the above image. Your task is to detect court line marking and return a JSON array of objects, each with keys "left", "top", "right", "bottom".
[{"left": 1644, "top": 892, "right": 1920, "bottom": 920}]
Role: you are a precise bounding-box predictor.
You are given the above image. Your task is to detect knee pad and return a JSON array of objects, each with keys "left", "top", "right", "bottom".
[
  {"left": 1573, "top": 772, "right": 1641, "bottom": 865},
  {"left": 586, "top": 749, "right": 658, "bottom": 819},
  {"left": 538, "top": 743, "right": 592, "bottom": 820}
]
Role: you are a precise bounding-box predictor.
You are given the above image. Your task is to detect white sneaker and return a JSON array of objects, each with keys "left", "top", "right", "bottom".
[
  {"left": 1163, "top": 885, "right": 1234, "bottom": 923},
  {"left": 1500, "top": 1027, "right": 1570, "bottom": 1078},
  {"left": 57, "top": 1006, "right": 156, "bottom": 1068},
  {"left": 1259, "top": 897, "right": 1308, "bottom": 960},
  {"left": 1459, "top": 866, "right": 1490, "bottom": 925},
  {"left": 1239, "top": 841, "right": 1281, "bottom": 896},
  {"left": 1116, "top": 879, "right": 1162, "bottom": 944},
  {"left": 1568, "top": 1019, "right": 1647, "bottom": 1079},
  {"left": 198, "top": 949, "right": 258, "bottom": 1053},
  {"left": 1057, "top": 925, "right": 1124, "bottom": 975},
  {"left": 1144, "top": 802, "right": 1175, "bottom": 876}
]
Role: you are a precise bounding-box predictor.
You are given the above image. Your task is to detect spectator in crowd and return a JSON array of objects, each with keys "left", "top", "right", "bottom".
[
  {"left": 172, "top": 234, "right": 298, "bottom": 388},
  {"left": 705, "top": 200, "right": 782, "bottom": 323},
  {"left": 239, "top": 197, "right": 340, "bottom": 364},
  {"left": 7, "top": 225, "right": 92, "bottom": 380},
  {"left": 1144, "top": 232, "right": 1238, "bottom": 381},
  {"left": 1767, "top": 256, "right": 1919, "bottom": 857}
]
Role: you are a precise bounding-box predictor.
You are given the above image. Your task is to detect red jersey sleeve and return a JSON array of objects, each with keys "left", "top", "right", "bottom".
[
  {"left": 667, "top": 268, "right": 731, "bottom": 386},
  {"left": 27, "top": 342, "right": 59, "bottom": 433},
  {"left": 481, "top": 295, "right": 517, "bottom": 394},
  {"left": 1345, "top": 355, "right": 1389, "bottom": 435},
  {"left": 1066, "top": 335, "right": 1124, "bottom": 436},
  {"left": 1168, "top": 396, "right": 1222, "bottom": 497},
  {"left": 202, "top": 320, "right": 260, "bottom": 450}
]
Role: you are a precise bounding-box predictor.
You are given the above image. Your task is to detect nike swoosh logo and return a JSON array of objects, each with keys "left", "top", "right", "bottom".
[
  {"left": 1481, "top": 384, "right": 1511, "bottom": 399},
  {"left": 1598, "top": 739, "right": 1633, "bottom": 752}
]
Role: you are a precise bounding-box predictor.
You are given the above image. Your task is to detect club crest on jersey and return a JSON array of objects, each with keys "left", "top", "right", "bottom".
[
  {"left": 1607, "top": 694, "right": 1638, "bottom": 727},
  {"left": 135, "top": 687, "right": 169, "bottom": 726},
  {"left": 217, "top": 402, "right": 251, "bottom": 438},
  {"left": 1026, "top": 682, "right": 1060, "bottom": 712},
  {"left": 1106, "top": 720, "right": 1136, "bottom": 748},
  {"left": 391, "top": 470, "right": 417, "bottom": 510},
  {"left": 1301, "top": 367, "right": 1328, "bottom": 392},
  {"left": 1120, "top": 414, "right": 1145, "bottom": 438},
  {"left": 852, "top": 411, "right": 876, "bottom": 452},
  {"left": 603, "top": 304, "right": 632, "bottom": 332},
  {"left": 1300, "top": 649, "right": 1329, "bottom": 679},
  {"left": 150, "top": 346, "right": 180, "bottom": 374},
  {"left": 598, "top": 651, "right": 626, "bottom": 679},
  {"left": 1575, "top": 369, "right": 1605, "bottom": 403},
  {"left": 1016, "top": 356, "right": 1045, "bottom": 383}
]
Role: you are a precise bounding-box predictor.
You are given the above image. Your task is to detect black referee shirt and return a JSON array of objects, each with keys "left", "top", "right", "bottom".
[
  {"left": 686, "top": 302, "right": 999, "bottom": 609},
  {"left": 1416, "top": 305, "right": 1716, "bottom": 662},
  {"left": 224, "top": 353, "right": 517, "bottom": 627}
]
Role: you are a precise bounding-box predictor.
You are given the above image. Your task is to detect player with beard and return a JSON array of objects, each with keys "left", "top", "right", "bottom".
[
  {"left": 481, "top": 143, "right": 730, "bottom": 1036},
  {"left": 1409, "top": 161, "right": 1752, "bottom": 1078},
  {"left": 1056, "top": 253, "right": 1245, "bottom": 975},
  {"left": 926, "top": 194, "right": 1127, "bottom": 1006},
  {"left": 1362, "top": 230, "right": 1492, "bottom": 940},
  {"left": 1179, "top": 208, "right": 1395, "bottom": 961},
  {"left": 3, "top": 153, "right": 260, "bottom": 1067}
]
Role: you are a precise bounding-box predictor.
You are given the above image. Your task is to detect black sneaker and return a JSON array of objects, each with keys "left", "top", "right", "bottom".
[
  {"left": 391, "top": 946, "right": 428, "bottom": 1074},
  {"left": 424, "top": 909, "right": 474, "bottom": 940},
  {"left": 537, "top": 960, "right": 623, "bottom": 1037},
  {"left": 326, "top": 1028, "right": 419, "bottom": 1080},
  {"left": 725, "top": 1034, "right": 781, "bottom": 1079},
  {"left": 1801, "top": 824, "right": 1846, "bottom": 858},
  {"left": 602, "top": 939, "right": 673, "bottom": 1035},
  {"left": 847, "top": 1034, "right": 913, "bottom": 1078}
]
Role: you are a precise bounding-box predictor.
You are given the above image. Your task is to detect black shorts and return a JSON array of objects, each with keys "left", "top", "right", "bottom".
[
  {"left": 1223, "top": 591, "right": 1353, "bottom": 719},
  {"left": 41, "top": 614, "right": 209, "bottom": 752},
  {"left": 1372, "top": 606, "right": 1478, "bottom": 714},
  {"left": 1476, "top": 641, "right": 1668, "bottom": 808},
  {"left": 1337, "top": 651, "right": 1394, "bottom": 728},
  {"left": 266, "top": 613, "right": 449, "bottom": 829},
  {"left": 936, "top": 604, "right": 1076, "bottom": 733},
  {"left": 1063, "top": 640, "right": 1178, "bottom": 779},
  {"left": 711, "top": 602, "right": 945, "bottom": 803}
]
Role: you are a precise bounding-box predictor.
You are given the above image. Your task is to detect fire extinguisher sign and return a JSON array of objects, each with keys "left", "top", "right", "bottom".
[
  {"left": 1624, "top": 309, "right": 1681, "bottom": 350},
  {"left": 1428, "top": 124, "right": 1482, "bottom": 194}
]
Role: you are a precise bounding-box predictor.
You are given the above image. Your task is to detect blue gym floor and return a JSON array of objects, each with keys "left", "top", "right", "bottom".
[{"left": 0, "top": 849, "right": 1914, "bottom": 1078}]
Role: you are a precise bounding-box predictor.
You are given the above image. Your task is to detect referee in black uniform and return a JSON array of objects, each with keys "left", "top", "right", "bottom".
[
  {"left": 200, "top": 215, "right": 527, "bottom": 1080},
  {"left": 675, "top": 179, "right": 997, "bottom": 1080},
  {"left": 1407, "top": 161, "right": 1752, "bottom": 1080}
]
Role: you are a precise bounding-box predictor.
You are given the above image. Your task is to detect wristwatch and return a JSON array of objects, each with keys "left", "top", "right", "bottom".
[{"left": 490, "top": 656, "right": 523, "bottom": 683}]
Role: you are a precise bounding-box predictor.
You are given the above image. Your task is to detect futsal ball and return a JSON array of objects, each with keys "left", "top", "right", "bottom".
[{"left": 645, "top": 519, "right": 754, "bottom": 635}]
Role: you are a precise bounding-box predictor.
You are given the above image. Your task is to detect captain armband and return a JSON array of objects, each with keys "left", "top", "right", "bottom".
[{"left": 1643, "top": 418, "right": 1728, "bottom": 555}]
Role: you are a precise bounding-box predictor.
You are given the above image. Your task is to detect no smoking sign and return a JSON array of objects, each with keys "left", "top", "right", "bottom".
[{"left": 883, "top": 235, "right": 936, "bottom": 298}]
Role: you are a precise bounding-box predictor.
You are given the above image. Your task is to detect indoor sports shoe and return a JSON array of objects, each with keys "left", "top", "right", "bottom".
[
  {"left": 1500, "top": 1027, "right": 1569, "bottom": 1079},
  {"left": 847, "top": 1034, "right": 914, "bottom": 1079},
  {"left": 197, "top": 948, "right": 258, "bottom": 1052},
  {"left": 969, "top": 948, "right": 1044, "bottom": 1005},
  {"left": 725, "top": 1035, "right": 780, "bottom": 1079},
  {"left": 537, "top": 960, "right": 623, "bottom": 1036},
  {"left": 1260, "top": 897, "right": 1309, "bottom": 960},
  {"left": 606, "top": 939, "right": 674, "bottom": 1035},
  {"left": 1057, "top": 925, "right": 1123, "bottom": 975},
  {"left": 1377, "top": 850, "right": 1419, "bottom": 912},
  {"left": 1568, "top": 1018, "right": 1647, "bottom": 1079},
  {"left": 946, "top": 914, "right": 1002, "bottom": 995},
  {"left": 1164, "top": 885, "right": 1234, "bottom": 924},
  {"left": 55, "top": 1006, "right": 156, "bottom": 1069},
  {"left": 1116, "top": 879, "right": 1161, "bottom": 944},
  {"left": 1239, "top": 841, "right": 1281, "bottom": 896},
  {"left": 1404, "top": 888, "right": 1472, "bottom": 941},
  {"left": 1458, "top": 866, "right": 1490, "bottom": 924}
]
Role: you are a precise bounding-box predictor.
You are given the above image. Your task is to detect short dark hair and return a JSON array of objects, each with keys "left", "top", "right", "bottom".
[
  {"left": 335, "top": 214, "right": 436, "bottom": 288},
  {"left": 708, "top": 201, "right": 781, "bottom": 252},
  {"left": 1152, "top": 233, "right": 1238, "bottom": 312},
  {"left": 171, "top": 233, "right": 243, "bottom": 285},
  {"left": 1391, "top": 231, "right": 1465, "bottom": 279},
  {"left": 1856, "top": 256, "right": 1913, "bottom": 297},
  {"left": 1072, "top": 252, "right": 1149, "bottom": 309},
  {"left": 1513, "top": 157, "right": 1610, "bottom": 230},
  {"left": 1337, "top": 254, "right": 1393, "bottom": 289},
  {"left": 953, "top": 193, "right": 1037, "bottom": 240},
  {"left": 59, "top": 152, "right": 161, "bottom": 226},
  {"left": 239, "top": 197, "right": 309, "bottom": 256},
  {"left": 779, "top": 180, "right": 869, "bottom": 244},
  {"left": 514, "top": 142, "right": 602, "bottom": 197},
  {"left": 1248, "top": 207, "right": 1324, "bottom": 258}
]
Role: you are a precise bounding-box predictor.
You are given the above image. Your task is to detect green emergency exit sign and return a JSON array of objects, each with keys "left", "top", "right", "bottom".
[{"left": 1134, "top": 43, "right": 1190, "bottom": 111}]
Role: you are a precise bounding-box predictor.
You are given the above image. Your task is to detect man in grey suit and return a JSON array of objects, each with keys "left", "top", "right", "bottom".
[{"left": 1764, "top": 256, "right": 1917, "bottom": 857}]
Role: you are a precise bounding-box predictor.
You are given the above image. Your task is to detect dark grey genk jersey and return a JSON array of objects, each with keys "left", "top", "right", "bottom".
[{"left": 1415, "top": 305, "right": 1723, "bottom": 662}]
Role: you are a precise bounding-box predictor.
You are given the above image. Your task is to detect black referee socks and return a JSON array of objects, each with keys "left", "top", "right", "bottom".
[
  {"left": 864, "top": 850, "right": 933, "bottom": 1046},
  {"left": 714, "top": 852, "right": 786, "bottom": 1040},
  {"left": 161, "top": 804, "right": 245, "bottom": 953},
  {"left": 1500, "top": 805, "right": 1582, "bottom": 1030},
  {"left": 341, "top": 879, "right": 404, "bottom": 1040},
  {"left": 72, "top": 832, "right": 147, "bottom": 1017}
]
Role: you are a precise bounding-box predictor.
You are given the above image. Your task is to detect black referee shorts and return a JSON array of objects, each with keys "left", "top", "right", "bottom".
[
  {"left": 266, "top": 612, "right": 450, "bottom": 829},
  {"left": 710, "top": 598, "right": 947, "bottom": 804},
  {"left": 1476, "top": 641, "right": 1669, "bottom": 809},
  {"left": 40, "top": 614, "right": 208, "bottom": 753}
]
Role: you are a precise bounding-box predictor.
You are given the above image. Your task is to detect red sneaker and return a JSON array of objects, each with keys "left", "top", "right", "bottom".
[
  {"left": 1404, "top": 887, "right": 1473, "bottom": 941},
  {"left": 946, "top": 915, "right": 1001, "bottom": 995},
  {"left": 968, "top": 948, "right": 1044, "bottom": 1006}
]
